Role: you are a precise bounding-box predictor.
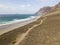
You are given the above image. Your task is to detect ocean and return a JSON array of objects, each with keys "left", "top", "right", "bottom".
[{"left": 0, "top": 14, "right": 36, "bottom": 25}]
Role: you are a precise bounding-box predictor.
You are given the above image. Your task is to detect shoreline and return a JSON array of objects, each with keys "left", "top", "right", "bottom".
[{"left": 0, "top": 16, "right": 41, "bottom": 35}]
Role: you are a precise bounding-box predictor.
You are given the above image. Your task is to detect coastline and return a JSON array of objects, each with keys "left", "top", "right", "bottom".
[
  {"left": 0, "top": 16, "right": 41, "bottom": 35},
  {"left": 0, "top": 2, "right": 60, "bottom": 45}
]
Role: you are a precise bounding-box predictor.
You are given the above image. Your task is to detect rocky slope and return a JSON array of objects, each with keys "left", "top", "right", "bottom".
[{"left": 37, "top": 2, "right": 60, "bottom": 15}]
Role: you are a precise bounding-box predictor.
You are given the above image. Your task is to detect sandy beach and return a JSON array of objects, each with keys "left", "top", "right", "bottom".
[{"left": 0, "top": 16, "right": 40, "bottom": 35}]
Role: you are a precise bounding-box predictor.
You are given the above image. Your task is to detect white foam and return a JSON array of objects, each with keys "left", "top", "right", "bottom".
[
  {"left": 0, "top": 16, "right": 36, "bottom": 26},
  {"left": 0, "top": 15, "right": 41, "bottom": 35}
]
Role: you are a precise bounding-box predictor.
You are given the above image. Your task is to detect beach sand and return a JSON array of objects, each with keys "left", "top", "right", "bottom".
[{"left": 0, "top": 16, "right": 40, "bottom": 35}]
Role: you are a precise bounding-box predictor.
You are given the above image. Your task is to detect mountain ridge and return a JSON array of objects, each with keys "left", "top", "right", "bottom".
[{"left": 37, "top": 2, "right": 60, "bottom": 15}]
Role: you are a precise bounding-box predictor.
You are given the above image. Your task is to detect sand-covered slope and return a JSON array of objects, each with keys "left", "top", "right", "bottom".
[{"left": 19, "top": 10, "right": 60, "bottom": 45}]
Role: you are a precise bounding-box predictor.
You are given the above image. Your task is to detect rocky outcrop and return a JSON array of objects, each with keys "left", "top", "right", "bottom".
[
  {"left": 37, "top": 2, "right": 60, "bottom": 15},
  {"left": 54, "top": 2, "right": 60, "bottom": 9}
]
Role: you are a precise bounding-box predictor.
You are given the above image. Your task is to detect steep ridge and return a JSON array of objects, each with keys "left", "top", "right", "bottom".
[{"left": 37, "top": 2, "right": 60, "bottom": 15}]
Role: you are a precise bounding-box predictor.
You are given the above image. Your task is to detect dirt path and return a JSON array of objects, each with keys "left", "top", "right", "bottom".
[{"left": 9, "top": 17, "right": 47, "bottom": 45}]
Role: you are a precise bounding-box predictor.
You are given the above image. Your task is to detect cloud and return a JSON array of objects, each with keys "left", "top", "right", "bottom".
[
  {"left": 0, "top": 4, "right": 33, "bottom": 14},
  {"left": 27, "top": 4, "right": 32, "bottom": 7},
  {"left": 19, "top": 4, "right": 32, "bottom": 8},
  {"left": 38, "top": 0, "right": 54, "bottom": 2},
  {"left": 0, "top": 4, "right": 9, "bottom": 9}
]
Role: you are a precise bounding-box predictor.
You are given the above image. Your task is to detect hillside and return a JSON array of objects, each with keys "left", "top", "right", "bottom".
[
  {"left": 37, "top": 2, "right": 60, "bottom": 15},
  {"left": 19, "top": 7, "right": 60, "bottom": 45}
]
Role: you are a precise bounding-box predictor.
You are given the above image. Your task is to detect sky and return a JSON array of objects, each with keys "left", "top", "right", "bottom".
[{"left": 0, "top": 0, "right": 60, "bottom": 14}]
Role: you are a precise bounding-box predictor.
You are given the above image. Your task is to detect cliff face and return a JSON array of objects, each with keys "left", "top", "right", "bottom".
[
  {"left": 54, "top": 2, "right": 60, "bottom": 9},
  {"left": 37, "top": 2, "right": 60, "bottom": 15},
  {"left": 39, "top": 6, "right": 52, "bottom": 14}
]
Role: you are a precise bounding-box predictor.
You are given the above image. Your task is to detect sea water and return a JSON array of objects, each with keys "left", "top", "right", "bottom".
[{"left": 0, "top": 14, "right": 36, "bottom": 25}]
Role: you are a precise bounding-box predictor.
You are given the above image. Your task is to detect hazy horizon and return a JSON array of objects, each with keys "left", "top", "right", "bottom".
[{"left": 0, "top": 0, "right": 60, "bottom": 14}]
